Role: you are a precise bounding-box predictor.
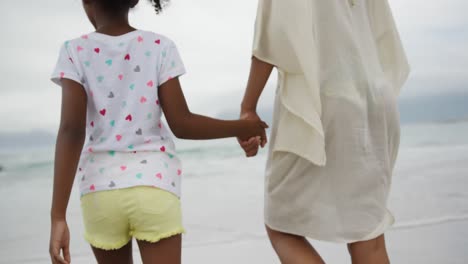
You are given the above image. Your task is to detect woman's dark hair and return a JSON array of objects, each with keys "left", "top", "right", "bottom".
[{"left": 97, "top": 0, "right": 170, "bottom": 14}]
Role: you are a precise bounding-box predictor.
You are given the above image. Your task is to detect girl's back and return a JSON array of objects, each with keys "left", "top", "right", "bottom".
[
  {"left": 52, "top": 30, "right": 185, "bottom": 197},
  {"left": 48, "top": 1, "right": 267, "bottom": 263}
]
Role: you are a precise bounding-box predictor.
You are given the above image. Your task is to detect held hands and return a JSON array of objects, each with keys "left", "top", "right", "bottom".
[
  {"left": 49, "top": 218, "right": 71, "bottom": 264},
  {"left": 237, "top": 111, "right": 268, "bottom": 157}
]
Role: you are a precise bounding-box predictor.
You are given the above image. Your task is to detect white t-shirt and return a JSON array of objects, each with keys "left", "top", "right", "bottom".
[{"left": 51, "top": 30, "right": 186, "bottom": 198}]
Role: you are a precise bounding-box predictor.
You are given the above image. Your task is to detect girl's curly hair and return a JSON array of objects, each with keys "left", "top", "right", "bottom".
[
  {"left": 148, "top": 0, "right": 170, "bottom": 14},
  {"left": 97, "top": 0, "right": 170, "bottom": 14}
]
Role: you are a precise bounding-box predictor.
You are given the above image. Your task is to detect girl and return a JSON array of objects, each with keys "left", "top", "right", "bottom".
[
  {"left": 48, "top": 0, "right": 268, "bottom": 263},
  {"left": 239, "top": 0, "right": 410, "bottom": 263}
]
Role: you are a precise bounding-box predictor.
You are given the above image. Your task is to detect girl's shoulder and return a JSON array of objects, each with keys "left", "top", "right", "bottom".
[
  {"left": 59, "top": 30, "right": 179, "bottom": 48},
  {"left": 137, "top": 30, "right": 178, "bottom": 48},
  {"left": 56, "top": 31, "right": 181, "bottom": 59},
  {"left": 57, "top": 32, "right": 97, "bottom": 52}
]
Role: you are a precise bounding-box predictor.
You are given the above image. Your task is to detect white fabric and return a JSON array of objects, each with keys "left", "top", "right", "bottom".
[
  {"left": 254, "top": 0, "right": 410, "bottom": 242},
  {"left": 51, "top": 30, "right": 186, "bottom": 198},
  {"left": 253, "top": 0, "right": 409, "bottom": 166}
]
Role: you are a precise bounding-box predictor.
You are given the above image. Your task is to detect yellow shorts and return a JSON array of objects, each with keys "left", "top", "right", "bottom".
[{"left": 80, "top": 186, "right": 184, "bottom": 250}]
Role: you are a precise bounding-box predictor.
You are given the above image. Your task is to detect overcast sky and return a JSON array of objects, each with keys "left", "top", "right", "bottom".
[{"left": 1, "top": 0, "right": 467, "bottom": 133}]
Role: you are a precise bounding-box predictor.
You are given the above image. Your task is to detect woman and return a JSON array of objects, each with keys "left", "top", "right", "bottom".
[{"left": 238, "top": 0, "right": 410, "bottom": 263}]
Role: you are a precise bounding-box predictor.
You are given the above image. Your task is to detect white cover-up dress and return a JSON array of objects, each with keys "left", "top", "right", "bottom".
[{"left": 254, "top": 0, "right": 410, "bottom": 242}]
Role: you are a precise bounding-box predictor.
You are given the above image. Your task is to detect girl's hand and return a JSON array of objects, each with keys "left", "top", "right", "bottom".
[
  {"left": 237, "top": 110, "right": 268, "bottom": 157},
  {"left": 49, "top": 219, "right": 71, "bottom": 264},
  {"left": 239, "top": 119, "right": 269, "bottom": 143},
  {"left": 49, "top": 78, "right": 84, "bottom": 264}
]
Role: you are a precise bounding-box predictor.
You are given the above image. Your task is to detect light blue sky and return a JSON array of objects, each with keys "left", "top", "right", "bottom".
[{"left": 1, "top": 0, "right": 467, "bottom": 133}]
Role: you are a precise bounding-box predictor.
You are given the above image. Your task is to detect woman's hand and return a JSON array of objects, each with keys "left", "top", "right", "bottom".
[
  {"left": 49, "top": 218, "right": 71, "bottom": 264},
  {"left": 238, "top": 110, "right": 268, "bottom": 157},
  {"left": 238, "top": 117, "right": 269, "bottom": 142},
  {"left": 237, "top": 57, "right": 274, "bottom": 157}
]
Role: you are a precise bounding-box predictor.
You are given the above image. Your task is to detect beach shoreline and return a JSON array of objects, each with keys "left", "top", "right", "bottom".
[{"left": 1, "top": 123, "right": 468, "bottom": 263}]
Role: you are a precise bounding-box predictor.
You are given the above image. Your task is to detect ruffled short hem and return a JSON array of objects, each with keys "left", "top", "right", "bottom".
[
  {"left": 84, "top": 233, "right": 132, "bottom": 251},
  {"left": 133, "top": 228, "right": 186, "bottom": 244},
  {"left": 84, "top": 228, "right": 186, "bottom": 251}
]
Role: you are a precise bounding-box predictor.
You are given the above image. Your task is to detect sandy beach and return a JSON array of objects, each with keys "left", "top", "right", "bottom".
[
  {"left": 1, "top": 122, "right": 468, "bottom": 263},
  {"left": 1, "top": 0, "right": 467, "bottom": 262}
]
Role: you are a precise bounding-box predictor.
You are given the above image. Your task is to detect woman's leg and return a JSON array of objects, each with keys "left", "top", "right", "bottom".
[
  {"left": 91, "top": 240, "right": 133, "bottom": 264},
  {"left": 347, "top": 234, "right": 390, "bottom": 264},
  {"left": 137, "top": 235, "right": 182, "bottom": 264},
  {"left": 266, "top": 225, "right": 325, "bottom": 264}
]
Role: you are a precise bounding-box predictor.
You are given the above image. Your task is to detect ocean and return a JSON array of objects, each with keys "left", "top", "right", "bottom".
[{"left": 0, "top": 121, "right": 468, "bottom": 263}]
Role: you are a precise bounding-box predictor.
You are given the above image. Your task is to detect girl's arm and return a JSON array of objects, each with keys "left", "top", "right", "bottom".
[
  {"left": 51, "top": 79, "right": 86, "bottom": 220},
  {"left": 158, "top": 78, "right": 268, "bottom": 141},
  {"left": 50, "top": 79, "right": 87, "bottom": 264},
  {"left": 239, "top": 57, "right": 274, "bottom": 156}
]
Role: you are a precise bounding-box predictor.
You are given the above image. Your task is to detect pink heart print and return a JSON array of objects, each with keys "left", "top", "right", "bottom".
[
  {"left": 118, "top": 74, "right": 124, "bottom": 80},
  {"left": 81, "top": 35, "right": 89, "bottom": 39},
  {"left": 140, "top": 96, "right": 147, "bottom": 103},
  {"left": 138, "top": 36, "right": 144, "bottom": 42},
  {"left": 125, "top": 114, "right": 132, "bottom": 121},
  {"left": 120, "top": 166, "right": 127, "bottom": 171},
  {"left": 124, "top": 54, "right": 130, "bottom": 60},
  {"left": 90, "top": 184, "right": 95, "bottom": 191},
  {"left": 116, "top": 134, "right": 123, "bottom": 141},
  {"left": 147, "top": 80, "right": 154, "bottom": 87},
  {"left": 160, "top": 146, "right": 166, "bottom": 152},
  {"left": 155, "top": 39, "right": 161, "bottom": 45},
  {"left": 99, "top": 109, "right": 106, "bottom": 116},
  {"left": 156, "top": 173, "right": 163, "bottom": 179},
  {"left": 60, "top": 72, "right": 65, "bottom": 78},
  {"left": 177, "top": 169, "right": 182, "bottom": 176},
  {"left": 77, "top": 46, "right": 84, "bottom": 52},
  {"left": 94, "top": 48, "right": 100, "bottom": 53}
]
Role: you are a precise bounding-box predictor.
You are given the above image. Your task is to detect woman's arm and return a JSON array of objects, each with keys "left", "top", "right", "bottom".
[
  {"left": 50, "top": 79, "right": 87, "bottom": 264},
  {"left": 158, "top": 78, "right": 268, "bottom": 141},
  {"left": 241, "top": 56, "right": 275, "bottom": 113},
  {"left": 238, "top": 56, "right": 274, "bottom": 157}
]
